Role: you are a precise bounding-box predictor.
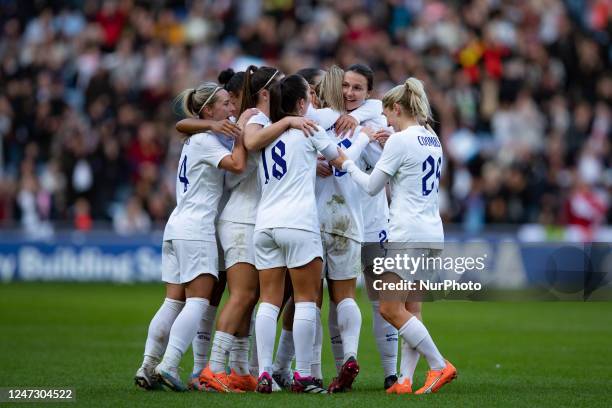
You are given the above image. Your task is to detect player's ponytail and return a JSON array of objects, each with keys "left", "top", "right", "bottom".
[
  {"left": 269, "top": 74, "right": 309, "bottom": 123},
  {"left": 239, "top": 65, "right": 281, "bottom": 115},
  {"left": 382, "top": 77, "right": 432, "bottom": 125},
  {"left": 316, "top": 65, "right": 345, "bottom": 112},
  {"left": 174, "top": 82, "right": 222, "bottom": 118},
  {"left": 239, "top": 65, "right": 258, "bottom": 114},
  {"left": 403, "top": 77, "right": 431, "bottom": 124}
]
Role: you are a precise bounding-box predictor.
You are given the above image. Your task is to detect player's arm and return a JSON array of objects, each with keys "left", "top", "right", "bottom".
[
  {"left": 335, "top": 99, "right": 383, "bottom": 137},
  {"left": 349, "top": 99, "right": 383, "bottom": 123},
  {"left": 218, "top": 132, "right": 247, "bottom": 174},
  {"left": 340, "top": 162, "right": 390, "bottom": 196},
  {"left": 244, "top": 116, "right": 318, "bottom": 151},
  {"left": 311, "top": 128, "right": 340, "bottom": 161},
  {"left": 306, "top": 106, "right": 341, "bottom": 130},
  {"left": 332, "top": 133, "right": 401, "bottom": 195},
  {"left": 176, "top": 118, "right": 241, "bottom": 139}
]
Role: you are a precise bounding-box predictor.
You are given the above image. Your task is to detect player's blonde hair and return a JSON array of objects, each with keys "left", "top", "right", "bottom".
[
  {"left": 174, "top": 82, "right": 222, "bottom": 118},
  {"left": 316, "top": 65, "right": 345, "bottom": 112},
  {"left": 382, "top": 77, "right": 432, "bottom": 124}
]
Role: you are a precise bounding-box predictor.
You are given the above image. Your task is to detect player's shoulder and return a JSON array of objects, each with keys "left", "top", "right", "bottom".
[
  {"left": 247, "top": 110, "right": 270, "bottom": 127},
  {"left": 188, "top": 131, "right": 216, "bottom": 146}
]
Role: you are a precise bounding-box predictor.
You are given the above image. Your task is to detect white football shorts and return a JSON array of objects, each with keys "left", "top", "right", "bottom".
[
  {"left": 254, "top": 228, "right": 323, "bottom": 270},
  {"left": 322, "top": 232, "right": 361, "bottom": 281},
  {"left": 217, "top": 220, "right": 256, "bottom": 269},
  {"left": 161, "top": 239, "right": 219, "bottom": 284}
]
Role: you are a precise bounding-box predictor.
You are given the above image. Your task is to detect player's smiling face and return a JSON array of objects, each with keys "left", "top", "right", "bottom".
[
  {"left": 343, "top": 71, "right": 369, "bottom": 111},
  {"left": 205, "top": 89, "right": 235, "bottom": 121}
]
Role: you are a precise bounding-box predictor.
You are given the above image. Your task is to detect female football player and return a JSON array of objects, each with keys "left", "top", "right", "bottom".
[
  {"left": 334, "top": 78, "right": 457, "bottom": 395},
  {"left": 252, "top": 74, "right": 349, "bottom": 394},
  {"left": 175, "top": 69, "right": 259, "bottom": 392},
  {"left": 271, "top": 67, "right": 383, "bottom": 389},
  {"left": 134, "top": 82, "right": 247, "bottom": 392},
  {"left": 339, "top": 63, "right": 400, "bottom": 390}
]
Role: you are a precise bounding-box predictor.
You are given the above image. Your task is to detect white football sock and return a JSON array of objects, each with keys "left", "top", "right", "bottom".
[
  {"left": 272, "top": 329, "right": 294, "bottom": 372},
  {"left": 311, "top": 307, "right": 323, "bottom": 379},
  {"left": 192, "top": 304, "right": 216, "bottom": 375},
  {"left": 398, "top": 316, "right": 445, "bottom": 370},
  {"left": 255, "top": 302, "right": 279, "bottom": 376},
  {"left": 160, "top": 297, "right": 209, "bottom": 371},
  {"left": 248, "top": 309, "right": 258, "bottom": 377},
  {"left": 293, "top": 302, "right": 316, "bottom": 377},
  {"left": 209, "top": 331, "right": 235, "bottom": 373},
  {"left": 142, "top": 298, "right": 184, "bottom": 369},
  {"left": 229, "top": 336, "right": 250, "bottom": 376},
  {"left": 328, "top": 302, "right": 344, "bottom": 373},
  {"left": 371, "top": 301, "right": 398, "bottom": 377},
  {"left": 336, "top": 298, "right": 362, "bottom": 362},
  {"left": 400, "top": 337, "right": 420, "bottom": 382}
]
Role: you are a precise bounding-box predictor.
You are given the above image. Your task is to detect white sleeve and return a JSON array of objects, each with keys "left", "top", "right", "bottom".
[
  {"left": 196, "top": 134, "right": 232, "bottom": 168},
  {"left": 307, "top": 106, "right": 341, "bottom": 130},
  {"left": 373, "top": 134, "right": 405, "bottom": 177},
  {"left": 349, "top": 99, "right": 382, "bottom": 123},
  {"left": 343, "top": 131, "right": 370, "bottom": 161},
  {"left": 311, "top": 127, "right": 339, "bottom": 161},
  {"left": 343, "top": 160, "right": 390, "bottom": 196}
]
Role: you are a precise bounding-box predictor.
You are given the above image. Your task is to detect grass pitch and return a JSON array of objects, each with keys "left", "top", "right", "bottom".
[{"left": 0, "top": 282, "right": 611, "bottom": 407}]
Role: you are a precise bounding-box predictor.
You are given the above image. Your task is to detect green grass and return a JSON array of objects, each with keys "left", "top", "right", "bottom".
[{"left": 0, "top": 283, "right": 611, "bottom": 407}]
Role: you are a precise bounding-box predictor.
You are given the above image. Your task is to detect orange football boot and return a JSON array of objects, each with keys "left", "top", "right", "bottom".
[
  {"left": 199, "top": 366, "right": 242, "bottom": 393},
  {"left": 386, "top": 377, "right": 412, "bottom": 394},
  {"left": 228, "top": 369, "right": 257, "bottom": 392},
  {"left": 414, "top": 360, "right": 457, "bottom": 394}
]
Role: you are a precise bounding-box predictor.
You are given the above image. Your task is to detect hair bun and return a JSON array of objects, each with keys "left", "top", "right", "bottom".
[{"left": 218, "top": 68, "right": 235, "bottom": 85}]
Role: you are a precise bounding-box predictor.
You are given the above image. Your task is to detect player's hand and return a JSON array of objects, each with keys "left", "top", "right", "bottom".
[
  {"left": 316, "top": 155, "right": 332, "bottom": 178},
  {"left": 335, "top": 114, "right": 358, "bottom": 138},
  {"left": 286, "top": 117, "right": 318, "bottom": 137},
  {"left": 374, "top": 129, "right": 392, "bottom": 147},
  {"left": 212, "top": 119, "right": 241, "bottom": 139},
  {"left": 237, "top": 108, "right": 259, "bottom": 130},
  {"left": 361, "top": 126, "right": 376, "bottom": 141},
  {"left": 329, "top": 149, "right": 348, "bottom": 170}
]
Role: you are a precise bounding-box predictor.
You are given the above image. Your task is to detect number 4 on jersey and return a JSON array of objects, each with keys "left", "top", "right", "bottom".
[{"left": 179, "top": 155, "right": 189, "bottom": 192}]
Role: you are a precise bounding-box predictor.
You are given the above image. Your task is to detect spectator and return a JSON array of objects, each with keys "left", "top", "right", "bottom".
[
  {"left": 113, "top": 195, "right": 151, "bottom": 236},
  {"left": 0, "top": 0, "right": 608, "bottom": 237}
]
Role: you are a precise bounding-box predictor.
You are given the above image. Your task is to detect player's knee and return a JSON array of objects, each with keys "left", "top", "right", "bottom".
[
  {"left": 232, "top": 290, "right": 258, "bottom": 308},
  {"left": 378, "top": 303, "right": 400, "bottom": 327}
]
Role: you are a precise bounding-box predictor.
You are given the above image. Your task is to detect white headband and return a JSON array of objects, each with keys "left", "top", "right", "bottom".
[
  {"left": 197, "top": 86, "right": 222, "bottom": 115},
  {"left": 257, "top": 70, "right": 279, "bottom": 94}
]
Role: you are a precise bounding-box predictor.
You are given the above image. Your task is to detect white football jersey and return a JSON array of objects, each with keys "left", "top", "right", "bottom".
[
  {"left": 218, "top": 112, "right": 270, "bottom": 225},
  {"left": 255, "top": 125, "right": 337, "bottom": 233},
  {"left": 316, "top": 130, "right": 370, "bottom": 241},
  {"left": 163, "top": 132, "right": 231, "bottom": 242},
  {"left": 375, "top": 125, "right": 444, "bottom": 244},
  {"left": 358, "top": 115, "right": 391, "bottom": 242}
]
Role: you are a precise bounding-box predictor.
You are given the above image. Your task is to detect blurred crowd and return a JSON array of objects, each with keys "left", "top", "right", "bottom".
[{"left": 0, "top": 0, "right": 610, "bottom": 238}]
